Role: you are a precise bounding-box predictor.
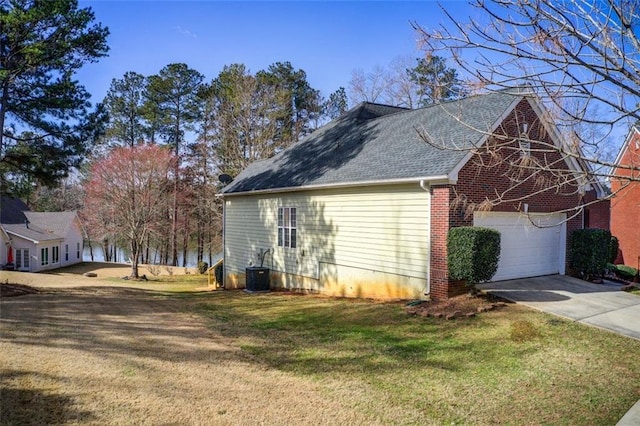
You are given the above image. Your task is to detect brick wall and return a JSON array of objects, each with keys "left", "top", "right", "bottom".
[
  {"left": 429, "top": 99, "right": 602, "bottom": 298},
  {"left": 583, "top": 191, "right": 610, "bottom": 231},
  {"left": 611, "top": 131, "right": 640, "bottom": 267},
  {"left": 430, "top": 185, "right": 453, "bottom": 299}
]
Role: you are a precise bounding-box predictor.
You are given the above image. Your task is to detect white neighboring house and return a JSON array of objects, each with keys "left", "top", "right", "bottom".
[{"left": 1, "top": 197, "right": 85, "bottom": 272}]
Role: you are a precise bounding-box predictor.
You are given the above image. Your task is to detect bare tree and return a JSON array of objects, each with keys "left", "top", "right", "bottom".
[
  {"left": 348, "top": 56, "right": 465, "bottom": 108},
  {"left": 386, "top": 55, "right": 421, "bottom": 108},
  {"left": 211, "top": 64, "right": 285, "bottom": 177},
  {"left": 413, "top": 0, "right": 640, "bottom": 186},
  {"left": 83, "top": 144, "right": 174, "bottom": 278},
  {"left": 347, "top": 65, "right": 391, "bottom": 105}
]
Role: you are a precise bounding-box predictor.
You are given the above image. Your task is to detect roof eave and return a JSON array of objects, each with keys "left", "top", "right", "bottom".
[
  {"left": 4, "top": 229, "right": 64, "bottom": 244},
  {"left": 218, "top": 175, "right": 454, "bottom": 197},
  {"left": 613, "top": 126, "right": 640, "bottom": 168}
]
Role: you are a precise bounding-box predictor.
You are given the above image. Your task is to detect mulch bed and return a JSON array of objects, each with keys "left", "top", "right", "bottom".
[
  {"left": 405, "top": 293, "right": 510, "bottom": 320},
  {"left": 0, "top": 283, "right": 39, "bottom": 297}
]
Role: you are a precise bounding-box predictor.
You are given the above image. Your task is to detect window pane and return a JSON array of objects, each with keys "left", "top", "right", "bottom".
[
  {"left": 278, "top": 208, "right": 283, "bottom": 227},
  {"left": 284, "top": 208, "right": 290, "bottom": 227},
  {"left": 291, "top": 229, "right": 297, "bottom": 248},
  {"left": 278, "top": 228, "right": 283, "bottom": 247},
  {"left": 284, "top": 228, "right": 290, "bottom": 247},
  {"left": 291, "top": 208, "right": 296, "bottom": 227}
]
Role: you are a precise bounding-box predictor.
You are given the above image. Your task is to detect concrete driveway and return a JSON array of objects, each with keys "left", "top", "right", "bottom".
[{"left": 477, "top": 274, "right": 640, "bottom": 340}]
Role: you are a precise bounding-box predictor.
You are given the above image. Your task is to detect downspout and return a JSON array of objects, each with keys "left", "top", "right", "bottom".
[
  {"left": 222, "top": 196, "right": 226, "bottom": 288},
  {"left": 419, "top": 180, "right": 431, "bottom": 297}
]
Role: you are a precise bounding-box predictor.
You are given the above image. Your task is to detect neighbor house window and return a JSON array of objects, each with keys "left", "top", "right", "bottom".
[
  {"left": 278, "top": 207, "right": 297, "bottom": 248},
  {"left": 52, "top": 246, "right": 59, "bottom": 264},
  {"left": 77, "top": 242, "right": 80, "bottom": 259},
  {"left": 65, "top": 244, "right": 69, "bottom": 261},
  {"left": 41, "top": 247, "right": 49, "bottom": 266}
]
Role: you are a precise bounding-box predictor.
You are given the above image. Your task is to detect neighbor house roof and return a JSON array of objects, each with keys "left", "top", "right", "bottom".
[
  {"left": 3, "top": 223, "right": 63, "bottom": 243},
  {"left": 24, "top": 211, "right": 80, "bottom": 238},
  {"left": 221, "top": 90, "right": 522, "bottom": 195},
  {"left": 613, "top": 125, "right": 640, "bottom": 167},
  {"left": 0, "top": 196, "right": 71, "bottom": 243},
  {"left": 1, "top": 196, "right": 29, "bottom": 224}
]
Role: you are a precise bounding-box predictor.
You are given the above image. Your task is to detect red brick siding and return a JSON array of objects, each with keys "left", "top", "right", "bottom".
[
  {"left": 429, "top": 185, "right": 449, "bottom": 299},
  {"left": 583, "top": 191, "right": 610, "bottom": 231},
  {"left": 429, "top": 99, "right": 601, "bottom": 298},
  {"left": 611, "top": 131, "right": 640, "bottom": 267}
]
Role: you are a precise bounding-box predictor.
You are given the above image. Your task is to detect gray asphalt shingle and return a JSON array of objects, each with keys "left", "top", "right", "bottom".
[{"left": 221, "top": 91, "right": 521, "bottom": 194}]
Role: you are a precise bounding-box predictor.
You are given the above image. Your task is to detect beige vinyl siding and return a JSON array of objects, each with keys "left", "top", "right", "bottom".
[{"left": 224, "top": 184, "right": 430, "bottom": 286}]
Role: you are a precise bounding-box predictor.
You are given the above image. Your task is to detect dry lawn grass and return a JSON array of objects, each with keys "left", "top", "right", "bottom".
[
  {"left": 1, "top": 268, "right": 640, "bottom": 424},
  {"left": 0, "top": 287, "right": 375, "bottom": 425}
]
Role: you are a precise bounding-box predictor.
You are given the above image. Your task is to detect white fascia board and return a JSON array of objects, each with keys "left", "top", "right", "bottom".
[
  {"left": 526, "top": 98, "right": 586, "bottom": 170},
  {"left": 0, "top": 225, "right": 9, "bottom": 241},
  {"left": 613, "top": 126, "right": 640, "bottom": 167},
  {"left": 526, "top": 98, "right": 610, "bottom": 199},
  {"left": 73, "top": 213, "right": 89, "bottom": 239},
  {"left": 219, "top": 175, "right": 452, "bottom": 197},
  {"left": 5, "top": 230, "right": 63, "bottom": 244}
]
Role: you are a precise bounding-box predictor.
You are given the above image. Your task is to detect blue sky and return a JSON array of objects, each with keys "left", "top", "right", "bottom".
[{"left": 77, "top": 1, "right": 473, "bottom": 105}]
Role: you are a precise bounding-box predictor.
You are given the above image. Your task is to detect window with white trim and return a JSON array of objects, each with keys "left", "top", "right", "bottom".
[
  {"left": 77, "top": 242, "right": 81, "bottom": 259},
  {"left": 41, "top": 247, "right": 49, "bottom": 266},
  {"left": 65, "top": 244, "right": 69, "bottom": 261},
  {"left": 278, "top": 207, "right": 297, "bottom": 248},
  {"left": 52, "top": 246, "right": 59, "bottom": 264}
]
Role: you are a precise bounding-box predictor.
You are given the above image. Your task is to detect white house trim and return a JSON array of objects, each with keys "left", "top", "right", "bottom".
[{"left": 220, "top": 175, "right": 452, "bottom": 197}]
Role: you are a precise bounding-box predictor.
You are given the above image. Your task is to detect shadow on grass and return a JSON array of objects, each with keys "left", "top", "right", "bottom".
[
  {"left": 47, "top": 261, "right": 130, "bottom": 275},
  {"left": 1, "top": 371, "right": 95, "bottom": 425},
  {"left": 0, "top": 288, "right": 243, "bottom": 366}
]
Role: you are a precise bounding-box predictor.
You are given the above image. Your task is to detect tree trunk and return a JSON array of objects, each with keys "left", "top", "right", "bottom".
[
  {"left": 87, "top": 239, "right": 94, "bottom": 261},
  {"left": 130, "top": 240, "right": 139, "bottom": 279},
  {"left": 171, "top": 179, "right": 178, "bottom": 266},
  {"left": 181, "top": 212, "right": 189, "bottom": 267}
]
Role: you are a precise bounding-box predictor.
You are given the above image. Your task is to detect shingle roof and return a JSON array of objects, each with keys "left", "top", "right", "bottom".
[
  {"left": 0, "top": 196, "right": 29, "bottom": 224},
  {"left": 24, "top": 211, "right": 78, "bottom": 238},
  {"left": 3, "top": 223, "right": 63, "bottom": 243},
  {"left": 1, "top": 196, "right": 74, "bottom": 243},
  {"left": 221, "top": 91, "right": 521, "bottom": 194}
]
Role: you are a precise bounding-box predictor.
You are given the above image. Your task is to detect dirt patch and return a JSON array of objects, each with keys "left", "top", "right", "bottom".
[
  {"left": 0, "top": 283, "right": 39, "bottom": 297},
  {"left": 405, "top": 293, "right": 510, "bottom": 319}
]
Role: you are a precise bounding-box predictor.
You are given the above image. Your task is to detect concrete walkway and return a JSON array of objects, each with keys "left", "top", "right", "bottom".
[{"left": 477, "top": 274, "right": 640, "bottom": 425}]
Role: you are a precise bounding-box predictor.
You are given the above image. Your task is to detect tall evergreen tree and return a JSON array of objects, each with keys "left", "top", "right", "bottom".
[
  {"left": 145, "top": 63, "right": 204, "bottom": 155},
  {"left": 324, "top": 87, "right": 348, "bottom": 119},
  {"left": 408, "top": 56, "right": 465, "bottom": 106},
  {"left": 0, "top": 0, "right": 109, "bottom": 194},
  {"left": 102, "top": 71, "right": 146, "bottom": 148},
  {"left": 257, "top": 61, "right": 319, "bottom": 146},
  {"left": 145, "top": 63, "right": 204, "bottom": 266}
]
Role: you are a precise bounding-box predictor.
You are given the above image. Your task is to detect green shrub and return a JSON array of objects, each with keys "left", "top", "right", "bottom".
[
  {"left": 197, "top": 261, "right": 208, "bottom": 275},
  {"left": 214, "top": 261, "right": 224, "bottom": 287},
  {"left": 610, "top": 236, "right": 620, "bottom": 264},
  {"left": 448, "top": 226, "right": 501, "bottom": 287},
  {"left": 568, "top": 229, "right": 611, "bottom": 280},
  {"left": 608, "top": 263, "right": 638, "bottom": 281}
]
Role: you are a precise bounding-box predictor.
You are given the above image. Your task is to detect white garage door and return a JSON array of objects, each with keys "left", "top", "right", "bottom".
[{"left": 473, "top": 212, "right": 566, "bottom": 281}]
